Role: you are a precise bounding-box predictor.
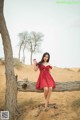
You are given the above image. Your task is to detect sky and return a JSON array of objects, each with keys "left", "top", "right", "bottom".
[{"left": 0, "top": 0, "right": 80, "bottom": 68}]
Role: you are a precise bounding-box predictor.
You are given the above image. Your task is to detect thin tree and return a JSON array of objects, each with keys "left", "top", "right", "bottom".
[
  {"left": 0, "top": 0, "right": 17, "bottom": 120},
  {"left": 27, "top": 31, "right": 44, "bottom": 65},
  {"left": 18, "top": 31, "right": 28, "bottom": 63},
  {"left": 18, "top": 31, "right": 44, "bottom": 65}
]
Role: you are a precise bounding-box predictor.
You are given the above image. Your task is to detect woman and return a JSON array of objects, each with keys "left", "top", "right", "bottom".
[{"left": 33, "top": 52, "right": 56, "bottom": 111}]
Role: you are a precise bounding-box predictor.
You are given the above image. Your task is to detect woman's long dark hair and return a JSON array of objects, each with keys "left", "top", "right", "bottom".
[{"left": 38, "top": 52, "right": 50, "bottom": 66}]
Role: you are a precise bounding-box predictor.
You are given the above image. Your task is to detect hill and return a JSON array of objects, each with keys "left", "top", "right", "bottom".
[{"left": 0, "top": 62, "right": 80, "bottom": 120}]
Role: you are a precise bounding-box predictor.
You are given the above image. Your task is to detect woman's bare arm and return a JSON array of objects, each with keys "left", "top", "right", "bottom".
[
  {"left": 34, "top": 65, "right": 39, "bottom": 71},
  {"left": 33, "top": 59, "right": 39, "bottom": 71}
]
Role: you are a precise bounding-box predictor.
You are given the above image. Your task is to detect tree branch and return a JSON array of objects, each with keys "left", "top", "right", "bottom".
[{"left": 17, "top": 80, "right": 80, "bottom": 92}]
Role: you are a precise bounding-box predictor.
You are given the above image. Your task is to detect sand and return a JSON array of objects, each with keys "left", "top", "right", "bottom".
[{"left": 0, "top": 63, "right": 80, "bottom": 120}]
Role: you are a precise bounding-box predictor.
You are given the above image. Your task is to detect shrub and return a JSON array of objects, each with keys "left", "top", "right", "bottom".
[
  {"left": 0, "top": 57, "right": 22, "bottom": 69},
  {"left": 13, "top": 58, "right": 22, "bottom": 69}
]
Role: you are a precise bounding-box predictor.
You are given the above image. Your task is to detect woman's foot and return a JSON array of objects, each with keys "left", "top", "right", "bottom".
[
  {"left": 44, "top": 106, "right": 49, "bottom": 111},
  {"left": 45, "top": 101, "right": 49, "bottom": 111},
  {"left": 44, "top": 108, "right": 48, "bottom": 111}
]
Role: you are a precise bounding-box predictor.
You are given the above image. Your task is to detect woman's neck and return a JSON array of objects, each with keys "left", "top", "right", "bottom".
[{"left": 43, "top": 62, "right": 49, "bottom": 64}]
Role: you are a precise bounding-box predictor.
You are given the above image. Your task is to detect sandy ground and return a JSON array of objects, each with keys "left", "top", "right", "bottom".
[{"left": 0, "top": 62, "right": 80, "bottom": 120}]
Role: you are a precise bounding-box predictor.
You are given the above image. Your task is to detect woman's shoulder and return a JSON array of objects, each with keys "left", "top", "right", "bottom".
[{"left": 47, "top": 63, "right": 53, "bottom": 68}]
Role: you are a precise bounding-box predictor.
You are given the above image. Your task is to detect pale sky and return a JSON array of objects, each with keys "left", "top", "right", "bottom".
[{"left": 0, "top": 0, "right": 80, "bottom": 68}]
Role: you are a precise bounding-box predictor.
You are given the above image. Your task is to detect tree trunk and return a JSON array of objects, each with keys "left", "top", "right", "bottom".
[
  {"left": 0, "top": 0, "right": 17, "bottom": 120},
  {"left": 30, "top": 51, "right": 33, "bottom": 65},
  {"left": 17, "top": 80, "right": 80, "bottom": 92},
  {"left": 19, "top": 44, "right": 22, "bottom": 61},
  {"left": 30, "top": 43, "right": 33, "bottom": 65},
  {"left": 22, "top": 45, "right": 25, "bottom": 63}
]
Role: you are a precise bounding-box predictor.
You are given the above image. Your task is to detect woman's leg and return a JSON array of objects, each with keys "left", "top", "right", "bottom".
[
  {"left": 44, "top": 87, "right": 49, "bottom": 109},
  {"left": 44, "top": 87, "right": 48, "bottom": 99},
  {"left": 46, "top": 87, "right": 52, "bottom": 106}
]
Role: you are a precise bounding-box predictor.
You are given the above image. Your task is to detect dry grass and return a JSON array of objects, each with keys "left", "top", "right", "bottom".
[
  {"left": 77, "top": 69, "right": 80, "bottom": 72},
  {"left": 71, "top": 98, "right": 80, "bottom": 109},
  {"left": 0, "top": 63, "right": 80, "bottom": 120}
]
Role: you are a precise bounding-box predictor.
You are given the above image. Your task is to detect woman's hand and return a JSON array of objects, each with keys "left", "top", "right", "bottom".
[
  {"left": 33, "top": 59, "right": 38, "bottom": 71},
  {"left": 33, "top": 59, "right": 37, "bottom": 65}
]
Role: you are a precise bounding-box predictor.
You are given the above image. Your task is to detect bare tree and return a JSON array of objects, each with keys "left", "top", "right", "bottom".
[
  {"left": 18, "top": 31, "right": 44, "bottom": 65},
  {"left": 0, "top": 0, "right": 17, "bottom": 120},
  {"left": 27, "top": 31, "right": 44, "bottom": 65},
  {"left": 18, "top": 31, "right": 28, "bottom": 63}
]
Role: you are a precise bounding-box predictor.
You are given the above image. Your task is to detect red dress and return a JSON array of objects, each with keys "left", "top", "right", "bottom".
[{"left": 36, "top": 64, "right": 56, "bottom": 89}]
